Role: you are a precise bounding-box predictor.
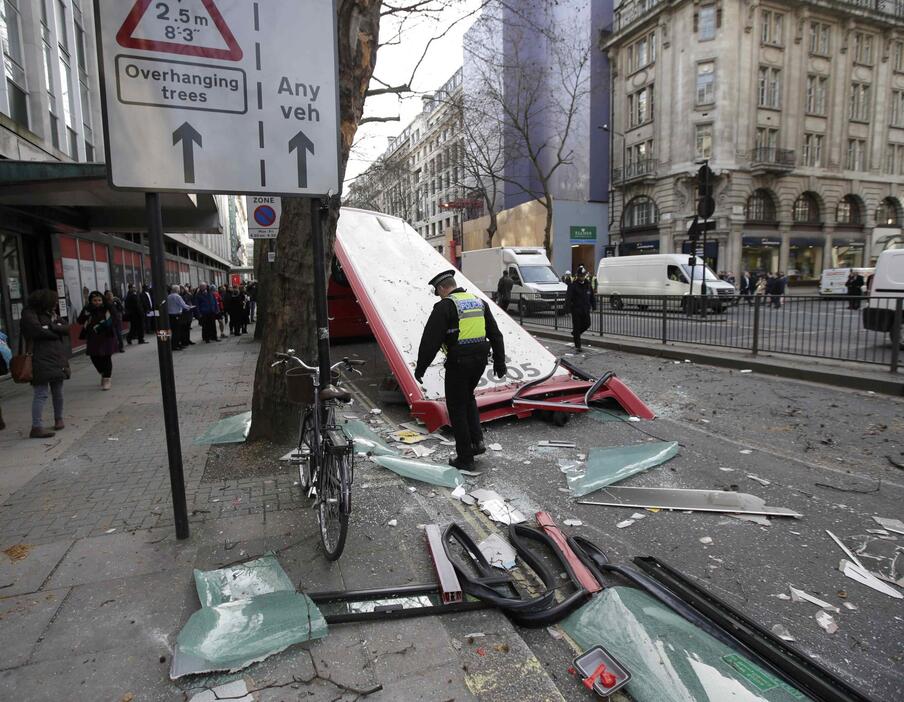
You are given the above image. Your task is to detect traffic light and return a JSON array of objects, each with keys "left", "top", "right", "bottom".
[{"left": 697, "top": 164, "right": 715, "bottom": 219}]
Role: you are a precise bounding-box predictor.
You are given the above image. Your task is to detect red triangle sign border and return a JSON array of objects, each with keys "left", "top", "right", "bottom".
[{"left": 116, "top": 0, "right": 244, "bottom": 62}]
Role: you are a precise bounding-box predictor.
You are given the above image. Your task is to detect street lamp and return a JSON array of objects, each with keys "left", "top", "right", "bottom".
[{"left": 600, "top": 124, "right": 627, "bottom": 255}]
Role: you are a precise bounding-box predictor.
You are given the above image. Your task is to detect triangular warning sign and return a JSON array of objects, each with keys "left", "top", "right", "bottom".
[{"left": 116, "top": 0, "right": 243, "bottom": 61}]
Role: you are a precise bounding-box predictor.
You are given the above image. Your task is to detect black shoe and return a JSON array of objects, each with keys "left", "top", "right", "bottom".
[
  {"left": 187, "top": 341, "right": 195, "bottom": 345},
  {"left": 449, "top": 456, "right": 476, "bottom": 471},
  {"left": 127, "top": 340, "right": 132, "bottom": 345},
  {"left": 472, "top": 442, "right": 487, "bottom": 456},
  {"left": 138, "top": 340, "right": 148, "bottom": 344}
]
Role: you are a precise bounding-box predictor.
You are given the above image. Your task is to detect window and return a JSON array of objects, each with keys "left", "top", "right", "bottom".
[
  {"left": 802, "top": 133, "right": 823, "bottom": 167},
  {"left": 628, "top": 31, "right": 656, "bottom": 72},
  {"left": 849, "top": 83, "right": 871, "bottom": 122},
  {"left": 809, "top": 22, "right": 831, "bottom": 56},
  {"left": 886, "top": 144, "right": 904, "bottom": 175},
  {"left": 76, "top": 19, "right": 93, "bottom": 158},
  {"left": 892, "top": 91, "right": 904, "bottom": 128},
  {"left": 853, "top": 32, "right": 873, "bottom": 65},
  {"left": 793, "top": 194, "right": 821, "bottom": 224},
  {"left": 1, "top": 0, "right": 29, "bottom": 127},
  {"left": 757, "top": 66, "right": 782, "bottom": 109},
  {"left": 836, "top": 196, "right": 862, "bottom": 225},
  {"left": 697, "top": 5, "right": 717, "bottom": 41},
  {"left": 761, "top": 9, "right": 784, "bottom": 46},
  {"left": 805, "top": 75, "right": 827, "bottom": 115},
  {"left": 846, "top": 139, "right": 866, "bottom": 171},
  {"left": 628, "top": 85, "right": 654, "bottom": 128},
  {"left": 755, "top": 127, "right": 779, "bottom": 152},
  {"left": 667, "top": 265, "right": 688, "bottom": 283},
  {"left": 746, "top": 190, "right": 776, "bottom": 222},
  {"left": 625, "top": 139, "right": 654, "bottom": 176},
  {"left": 696, "top": 62, "right": 715, "bottom": 105},
  {"left": 695, "top": 124, "right": 712, "bottom": 159},
  {"left": 624, "top": 196, "right": 658, "bottom": 229},
  {"left": 877, "top": 198, "right": 900, "bottom": 227},
  {"left": 895, "top": 42, "right": 904, "bottom": 73}
]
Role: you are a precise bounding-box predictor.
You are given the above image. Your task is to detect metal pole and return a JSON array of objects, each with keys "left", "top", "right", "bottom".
[
  {"left": 145, "top": 192, "right": 189, "bottom": 540},
  {"left": 751, "top": 293, "right": 761, "bottom": 357},
  {"left": 891, "top": 298, "right": 902, "bottom": 374},
  {"left": 311, "top": 197, "right": 331, "bottom": 386},
  {"left": 661, "top": 295, "right": 667, "bottom": 344}
]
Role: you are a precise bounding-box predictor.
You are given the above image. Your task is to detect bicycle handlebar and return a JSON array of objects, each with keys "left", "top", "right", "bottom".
[{"left": 273, "top": 352, "right": 365, "bottom": 374}]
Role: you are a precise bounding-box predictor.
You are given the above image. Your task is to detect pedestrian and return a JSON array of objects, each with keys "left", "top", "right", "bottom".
[
  {"left": 562, "top": 270, "right": 573, "bottom": 285},
  {"left": 247, "top": 281, "right": 257, "bottom": 322},
  {"left": 213, "top": 284, "right": 227, "bottom": 339},
  {"left": 124, "top": 284, "right": 148, "bottom": 345},
  {"left": 0, "top": 330, "right": 11, "bottom": 431},
  {"left": 564, "top": 265, "right": 596, "bottom": 352},
  {"left": 77, "top": 291, "right": 118, "bottom": 390},
  {"left": 180, "top": 285, "right": 196, "bottom": 347},
  {"left": 496, "top": 270, "right": 513, "bottom": 312},
  {"left": 141, "top": 284, "right": 154, "bottom": 334},
  {"left": 739, "top": 271, "right": 753, "bottom": 304},
  {"left": 105, "top": 290, "right": 125, "bottom": 353},
  {"left": 21, "top": 290, "right": 70, "bottom": 436},
  {"left": 166, "top": 284, "right": 193, "bottom": 350},
  {"left": 195, "top": 283, "right": 220, "bottom": 342},
  {"left": 755, "top": 274, "right": 767, "bottom": 297},
  {"left": 415, "top": 270, "right": 506, "bottom": 470},
  {"left": 845, "top": 271, "right": 865, "bottom": 310},
  {"left": 226, "top": 286, "right": 247, "bottom": 336},
  {"left": 238, "top": 284, "right": 250, "bottom": 334}
]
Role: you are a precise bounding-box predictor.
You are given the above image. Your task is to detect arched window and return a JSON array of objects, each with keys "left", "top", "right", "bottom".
[
  {"left": 624, "top": 196, "right": 659, "bottom": 229},
  {"left": 792, "top": 192, "right": 821, "bottom": 224},
  {"left": 836, "top": 195, "right": 862, "bottom": 225},
  {"left": 745, "top": 189, "right": 776, "bottom": 222},
  {"left": 876, "top": 197, "right": 901, "bottom": 226}
]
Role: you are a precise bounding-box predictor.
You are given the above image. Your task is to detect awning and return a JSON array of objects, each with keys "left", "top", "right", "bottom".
[{"left": 0, "top": 160, "right": 221, "bottom": 233}]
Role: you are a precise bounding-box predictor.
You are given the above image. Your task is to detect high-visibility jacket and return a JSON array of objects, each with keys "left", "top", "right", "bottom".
[{"left": 442, "top": 292, "right": 487, "bottom": 353}]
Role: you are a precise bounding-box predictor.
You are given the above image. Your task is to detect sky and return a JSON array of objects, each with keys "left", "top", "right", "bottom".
[{"left": 343, "top": 0, "right": 483, "bottom": 188}]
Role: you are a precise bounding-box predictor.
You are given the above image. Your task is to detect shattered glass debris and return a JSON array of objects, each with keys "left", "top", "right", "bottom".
[
  {"left": 341, "top": 418, "right": 398, "bottom": 456},
  {"left": 577, "top": 486, "right": 801, "bottom": 517},
  {"left": 192, "top": 411, "right": 251, "bottom": 445},
  {"left": 567, "top": 442, "right": 679, "bottom": 496},
  {"left": 372, "top": 455, "right": 464, "bottom": 488},
  {"left": 194, "top": 554, "right": 295, "bottom": 607}
]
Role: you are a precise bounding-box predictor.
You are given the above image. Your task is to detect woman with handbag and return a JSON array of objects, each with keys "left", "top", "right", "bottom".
[
  {"left": 77, "top": 291, "right": 118, "bottom": 390},
  {"left": 21, "top": 290, "right": 70, "bottom": 438}
]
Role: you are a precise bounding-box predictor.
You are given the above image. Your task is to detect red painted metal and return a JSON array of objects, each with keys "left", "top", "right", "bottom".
[{"left": 535, "top": 512, "right": 602, "bottom": 594}]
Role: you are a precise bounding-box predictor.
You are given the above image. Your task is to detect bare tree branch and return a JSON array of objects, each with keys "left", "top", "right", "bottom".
[{"left": 359, "top": 115, "right": 402, "bottom": 124}]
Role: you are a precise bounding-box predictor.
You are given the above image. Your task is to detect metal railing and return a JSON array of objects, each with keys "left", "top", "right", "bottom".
[
  {"left": 613, "top": 158, "right": 656, "bottom": 183},
  {"left": 492, "top": 292, "right": 902, "bottom": 373},
  {"left": 749, "top": 147, "right": 796, "bottom": 168}
]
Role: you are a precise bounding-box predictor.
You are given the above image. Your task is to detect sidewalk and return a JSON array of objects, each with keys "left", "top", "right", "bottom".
[{"left": 0, "top": 328, "right": 564, "bottom": 701}]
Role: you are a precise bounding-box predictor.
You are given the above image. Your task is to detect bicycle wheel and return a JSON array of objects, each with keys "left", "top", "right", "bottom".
[
  {"left": 297, "top": 411, "right": 317, "bottom": 493},
  {"left": 318, "top": 447, "right": 350, "bottom": 560}
]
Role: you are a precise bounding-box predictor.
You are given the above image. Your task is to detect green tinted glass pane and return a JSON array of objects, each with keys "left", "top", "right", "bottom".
[
  {"left": 568, "top": 442, "right": 678, "bottom": 496},
  {"left": 171, "top": 591, "right": 328, "bottom": 679},
  {"left": 561, "top": 587, "right": 811, "bottom": 702},
  {"left": 372, "top": 454, "right": 464, "bottom": 488},
  {"left": 192, "top": 411, "right": 251, "bottom": 445},
  {"left": 341, "top": 418, "right": 398, "bottom": 456},
  {"left": 193, "top": 554, "right": 295, "bottom": 608}
]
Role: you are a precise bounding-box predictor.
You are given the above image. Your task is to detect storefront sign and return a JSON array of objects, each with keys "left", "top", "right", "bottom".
[
  {"left": 570, "top": 225, "right": 597, "bottom": 241},
  {"left": 742, "top": 237, "right": 781, "bottom": 247},
  {"left": 833, "top": 240, "right": 865, "bottom": 249}
]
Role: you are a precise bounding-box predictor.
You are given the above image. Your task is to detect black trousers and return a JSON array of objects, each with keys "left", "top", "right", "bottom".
[
  {"left": 497, "top": 296, "right": 510, "bottom": 312},
  {"left": 169, "top": 314, "right": 183, "bottom": 348},
  {"left": 126, "top": 316, "right": 144, "bottom": 342},
  {"left": 571, "top": 310, "right": 591, "bottom": 348},
  {"left": 90, "top": 354, "right": 113, "bottom": 378},
  {"left": 444, "top": 354, "right": 487, "bottom": 463},
  {"left": 201, "top": 314, "right": 217, "bottom": 341}
]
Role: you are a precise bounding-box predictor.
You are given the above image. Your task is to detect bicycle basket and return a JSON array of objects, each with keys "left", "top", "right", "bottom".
[{"left": 286, "top": 366, "right": 317, "bottom": 405}]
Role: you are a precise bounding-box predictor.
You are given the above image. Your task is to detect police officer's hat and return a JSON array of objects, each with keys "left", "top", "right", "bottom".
[{"left": 428, "top": 269, "right": 456, "bottom": 294}]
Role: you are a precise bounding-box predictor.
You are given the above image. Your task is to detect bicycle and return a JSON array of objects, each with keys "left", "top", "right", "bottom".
[{"left": 272, "top": 350, "right": 366, "bottom": 560}]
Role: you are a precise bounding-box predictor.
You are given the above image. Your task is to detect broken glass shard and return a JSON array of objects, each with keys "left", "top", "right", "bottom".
[
  {"left": 341, "top": 418, "right": 398, "bottom": 456},
  {"left": 194, "top": 553, "right": 295, "bottom": 607},
  {"left": 568, "top": 442, "right": 679, "bottom": 496},
  {"left": 170, "top": 591, "right": 328, "bottom": 678},
  {"left": 192, "top": 411, "right": 251, "bottom": 445},
  {"left": 561, "top": 586, "right": 812, "bottom": 702},
  {"left": 577, "top": 486, "right": 802, "bottom": 518},
  {"left": 372, "top": 454, "right": 464, "bottom": 488}
]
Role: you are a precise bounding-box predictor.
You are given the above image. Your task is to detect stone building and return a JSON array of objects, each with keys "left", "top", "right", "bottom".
[{"left": 604, "top": 0, "right": 904, "bottom": 282}]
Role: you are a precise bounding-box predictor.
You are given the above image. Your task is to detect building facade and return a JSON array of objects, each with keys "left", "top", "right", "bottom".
[
  {"left": 0, "top": 0, "right": 242, "bottom": 354},
  {"left": 605, "top": 0, "right": 904, "bottom": 282}
]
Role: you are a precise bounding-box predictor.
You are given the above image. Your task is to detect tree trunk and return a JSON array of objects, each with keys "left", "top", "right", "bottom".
[
  {"left": 543, "top": 193, "right": 554, "bottom": 258},
  {"left": 485, "top": 210, "right": 497, "bottom": 248},
  {"left": 248, "top": 0, "right": 381, "bottom": 442},
  {"left": 252, "top": 239, "right": 268, "bottom": 340}
]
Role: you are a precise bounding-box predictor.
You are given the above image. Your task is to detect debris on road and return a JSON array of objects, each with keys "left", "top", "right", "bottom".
[
  {"left": 488, "top": 443, "right": 503, "bottom": 451},
  {"left": 567, "top": 442, "right": 679, "bottom": 496},
  {"left": 718, "top": 467, "right": 735, "bottom": 472},
  {"left": 372, "top": 455, "right": 464, "bottom": 488},
  {"left": 370, "top": 408, "right": 382, "bottom": 415},
  {"left": 616, "top": 519, "right": 635, "bottom": 529},
  {"left": 746, "top": 474, "right": 771, "bottom": 486},
  {"left": 771, "top": 624, "right": 795, "bottom": 641},
  {"left": 739, "top": 449, "right": 753, "bottom": 455},
  {"left": 576, "top": 486, "right": 801, "bottom": 518},
  {"left": 838, "top": 559, "right": 902, "bottom": 599},
  {"left": 740, "top": 369, "right": 753, "bottom": 374},
  {"left": 730, "top": 514, "right": 771, "bottom": 527},
  {"left": 188, "top": 680, "right": 253, "bottom": 702},
  {"left": 341, "top": 418, "right": 398, "bottom": 456},
  {"left": 815, "top": 611, "right": 838, "bottom": 634},
  {"left": 387, "top": 519, "right": 398, "bottom": 527},
  {"left": 562, "top": 519, "right": 583, "bottom": 527},
  {"left": 192, "top": 411, "right": 251, "bottom": 445},
  {"left": 789, "top": 586, "right": 840, "bottom": 612},
  {"left": 469, "top": 489, "right": 527, "bottom": 525},
  {"left": 699, "top": 537, "right": 713, "bottom": 545},
  {"left": 390, "top": 429, "right": 428, "bottom": 444},
  {"left": 538, "top": 440, "right": 577, "bottom": 448},
  {"left": 405, "top": 444, "right": 435, "bottom": 458},
  {"left": 477, "top": 533, "right": 517, "bottom": 570},
  {"left": 872, "top": 516, "right": 904, "bottom": 536}
]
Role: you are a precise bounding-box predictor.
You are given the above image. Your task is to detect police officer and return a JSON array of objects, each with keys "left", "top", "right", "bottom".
[
  {"left": 415, "top": 270, "right": 506, "bottom": 469},
  {"left": 564, "top": 265, "right": 596, "bottom": 352}
]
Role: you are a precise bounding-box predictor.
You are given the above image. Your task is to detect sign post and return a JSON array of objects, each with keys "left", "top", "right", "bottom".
[{"left": 95, "top": 0, "right": 340, "bottom": 539}]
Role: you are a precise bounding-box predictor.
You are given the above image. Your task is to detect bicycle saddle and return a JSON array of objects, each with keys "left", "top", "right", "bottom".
[{"left": 319, "top": 385, "right": 352, "bottom": 402}]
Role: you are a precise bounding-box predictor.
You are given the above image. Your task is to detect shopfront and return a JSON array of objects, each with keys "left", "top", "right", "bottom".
[
  {"left": 0, "top": 232, "right": 27, "bottom": 355},
  {"left": 680, "top": 240, "right": 720, "bottom": 272},
  {"left": 620, "top": 240, "right": 660, "bottom": 256},
  {"left": 831, "top": 238, "right": 866, "bottom": 268},
  {"left": 788, "top": 238, "right": 824, "bottom": 282},
  {"left": 741, "top": 236, "right": 781, "bottom": 275}
]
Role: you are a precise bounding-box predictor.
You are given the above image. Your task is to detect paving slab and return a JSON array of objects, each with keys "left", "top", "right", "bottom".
[
  {"left": 364, "top": 661, "right": 477, "bottom": 702},
  {"left": 44, "top": 531, "right": 199, "bottom": 589},
  {"left": 0, "top": 588, "right": 68, "bottom": 669},
  {"left": 31, "top": 569, "right": 195, "bottom": 663},
  {"left": 0, "top": 539, "right": 73, "bottom": 596}
]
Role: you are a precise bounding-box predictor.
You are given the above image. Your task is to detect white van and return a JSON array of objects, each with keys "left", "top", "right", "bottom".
[
  {"left": 862, "top": 249, "right": 904, "bottom": 342},
  {"left": 461, "top": 246, "right": 566, "bottom": 313},
  {"left": 596, "top": 254, "right": 737, "bottom": 311},
  {"left": 819, "top": 267, "right": 874, "bottom": 296}
]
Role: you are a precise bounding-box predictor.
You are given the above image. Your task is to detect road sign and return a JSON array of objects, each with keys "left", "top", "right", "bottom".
[
  {"left": 96, "top": 0, "right": 340, "bottom": 196},
  {"left": 247, "top": 195, "right": 281, "bottom": 239}
]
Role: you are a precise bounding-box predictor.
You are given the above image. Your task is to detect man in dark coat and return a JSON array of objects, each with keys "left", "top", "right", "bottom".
[
  {"left": 195, "top": 283, "right": 220, "bottom": 342},
  {"left": 124, "top": 284, "right": 147, "bottom": 344},
  {"left": 564, "top": 266, "right": 596, "bottom": 352},
  {"left": 739, "top": 271, "right": 753, "bottom": 305},
  {"left": 140, "top": 284, "right": 154, "bottom": 333},
  {"left": 21, "top": 290, "right": 70, "bottom": 437},
  {"left": 496, "top": 271, "right": 513, "bottom": 312},
  {"left": 415, "top": 271, "right": 506, "bottom": 470},
  {"left": 845, "top": 271, "right": 865, "bottom": 310}
]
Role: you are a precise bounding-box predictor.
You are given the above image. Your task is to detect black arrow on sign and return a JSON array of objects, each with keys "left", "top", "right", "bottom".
[
  {"left": 172, "top": 122, "right": 202, "bottom": 184},
  {"left": 288, "top": 130, "right": 315, "bottom": 188}
]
